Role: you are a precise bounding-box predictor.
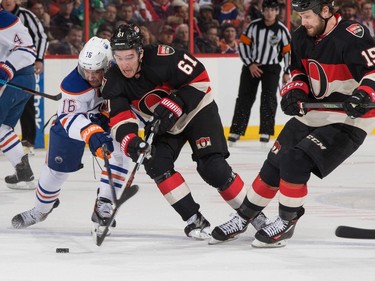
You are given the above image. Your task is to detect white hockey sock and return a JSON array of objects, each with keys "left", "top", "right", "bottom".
[
  {"left": 0, "top": 125, "right": 24, "bottom": 167},
  {"left": 35, "top": 165, "right": 67, "bottom": 213}
]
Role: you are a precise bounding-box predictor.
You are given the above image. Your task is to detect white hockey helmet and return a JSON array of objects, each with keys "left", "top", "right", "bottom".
[{"left": 78, "top": 36, "right": 113, "bottom": 72}]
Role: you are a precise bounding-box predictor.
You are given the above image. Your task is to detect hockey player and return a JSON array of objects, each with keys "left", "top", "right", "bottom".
[
  {"left": 101, "top": 24, "right": 268, "bottom": 240},
  {"left": 12, "top": 37, "right": 130, "bottom": 235},
  {"left": 0, "top": 6, "right": 37, "bottom": 189},
  {"left": 211, "top": 0, "right": 375, "bottom": 247}
]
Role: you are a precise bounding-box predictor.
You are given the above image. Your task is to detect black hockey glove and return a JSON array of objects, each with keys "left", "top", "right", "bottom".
[
  {"left": 280, "top": 81, "right": 309, "bottom": 117},
  {"left": 80, "top": 124, "right": 114, "bottom": 160},
  {"left": 343, "top": 90, "right": 372, "bottom": 118},
  {"left": 89, "top": 112, "right": 110, "bottom": 132},
  {"left": 121, "top": 134, "right": 150, "bottom": 162},
  {"left": 152, "top": 95, "right": 183, "bottom": 135}
]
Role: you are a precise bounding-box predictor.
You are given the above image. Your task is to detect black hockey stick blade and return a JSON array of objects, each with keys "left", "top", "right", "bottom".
[
  {"left": 335, "top": 226, "right": 375, "bottom": 239},
  {"left": 95, "top": 185, "right": 139, "bottom": 247},
  {"left": 0, "top": 78, "right": 62, "bottom": 100},
  {"left": 301, "top": 102, "right": 375, "bottom": 110}
]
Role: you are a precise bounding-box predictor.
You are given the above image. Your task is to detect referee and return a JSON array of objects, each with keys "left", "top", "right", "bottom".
[
  {"left": 228, "top": 0, "right": 291, "bottom": 146},
  {"left": 2, "top": 0, "right": 48, "bottom": 154}
]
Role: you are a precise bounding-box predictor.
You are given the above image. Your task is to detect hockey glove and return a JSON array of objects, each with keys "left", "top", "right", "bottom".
[
  {"left": 80, "top": 124, "right": 114, "bottom": 159},
  {"left": 152, "top": 96, "right": 183, "bottom": 135},
  {"left": 89, "top": 112, "right": 110, "bottom": 132},
  {"left": 343, "top": 90, "right": 372, "bottom": 118},
  {"left": 280, "top": 81, "right": 309, "bottom": 117},
  {"left": 120, "top": 134, "right": 150, "bottom": 162},
  {"left": 0, "top": 61, "right": 15, "bottom": 89}
]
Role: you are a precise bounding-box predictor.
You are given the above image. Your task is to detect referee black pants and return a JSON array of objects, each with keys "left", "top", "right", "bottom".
[
  {"left": 229, "top": 64, "right": 281, "bottom": 136},
  {"left": 20, "top": 95, "right": 36, "bottom": 145}
]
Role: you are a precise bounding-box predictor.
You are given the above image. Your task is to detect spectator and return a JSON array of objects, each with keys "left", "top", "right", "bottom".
[
  {"left": 50, "top": 0, "right": 81, "bottom": 40},
  {"left": 360, "top": 1, "right": 375, "bottom": 38},
  {"left": 340, "top": 2, "right": 360, "bottom": 21},
  {"left": 157, "top": 24, "right": 175, "bottom": 45},
  {"left": 171, "top": 23, "right": 197, "bottom": 51},
  {"left": 90, "top": 0, "right": 105, "bottom": 37},
  {"left": 195, "top": 23, "right": 221, "bottom": 53},
  {"left": 219, "top": 23, "right": 239, "bottom": 53},
  {"left": 218, "top": 0, "right": 241, "bottom": 27},
  {"left": 139, "top": 25, "right": 156, "bottom": 45},
  {"left": 96, "top": 22, "right": 114, "bottom": 40},
  {"left": 148, "top": 0, "right": 173, "bottom": 20},
  {"left": 197, "top": 2, "right": 219, "bottom": 33},
  {"left": 167, "top": 0, "right": 188, "bottom": 29},
  {"left": 117, "top": 2, "right": 144, "bottom": 25},
  {"left": 103, "top": 3, "right": 117, "bottom": 28},
  {"left": 48, "top": 24, "right": 83, "bottom": 54}
]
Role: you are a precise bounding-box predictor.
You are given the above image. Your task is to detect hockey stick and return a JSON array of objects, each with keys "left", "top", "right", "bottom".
[
  {"left": 96, "top": 119, "right": 160, "bottom": 246},
  {"left": 301, "top": 102, "right": 375, "bottom": 110},
  {"left": 335, "top": 226, "right": 375, "bottom": 239},
  {"left": 0, "top": 78, "right": 62, "bottom": 101}
]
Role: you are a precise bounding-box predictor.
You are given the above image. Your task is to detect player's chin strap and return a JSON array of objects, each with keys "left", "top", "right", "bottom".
[{"left": 317, "top": 14, "right": 334, "bottom": 36}]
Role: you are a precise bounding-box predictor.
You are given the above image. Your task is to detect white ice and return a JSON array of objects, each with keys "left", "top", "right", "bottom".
[{"left": 1, "top": 136, "right": 374, "bottom": 281}]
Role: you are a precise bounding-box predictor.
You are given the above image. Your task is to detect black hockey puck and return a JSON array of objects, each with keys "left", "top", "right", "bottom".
[{"left": 56, "top": 248, "right": 69, "bottom": 253}]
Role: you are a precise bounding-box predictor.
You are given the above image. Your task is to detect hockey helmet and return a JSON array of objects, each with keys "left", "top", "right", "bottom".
[
  {"left": 291, "top": 0, "right": 334, "bottom": 14},
  {"left": 78, "top": 36, "right": 113, "bottom": 71},
  {"left": 110, "top": 24, "right": 143, "bottom": 53},
  {"left": 262, "top": 0, "right": 279, "bottom": 9}
]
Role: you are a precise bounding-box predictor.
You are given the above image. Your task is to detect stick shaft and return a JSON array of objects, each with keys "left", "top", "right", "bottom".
[{"left": 0, "top": 79, "right": 61, "bottom": 100}]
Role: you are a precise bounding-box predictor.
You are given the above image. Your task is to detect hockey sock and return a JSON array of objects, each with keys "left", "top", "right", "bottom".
[
  {"left": 0, "top": 125, "right": 25, "bottom": 167},
  {"left": 218, "top": 173, "right": 247, "bottom": 209}
]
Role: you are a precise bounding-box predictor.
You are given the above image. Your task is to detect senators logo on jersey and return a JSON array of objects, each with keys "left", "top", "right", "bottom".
[
  {"left": 157, "top": 45, "right": 175, "bottom": 56},
  {"left": 346, "top": 24, "right": 364, "bottom": 38},
  {"left": 137, "top": 88, "right": 170, "bottom": 115}
]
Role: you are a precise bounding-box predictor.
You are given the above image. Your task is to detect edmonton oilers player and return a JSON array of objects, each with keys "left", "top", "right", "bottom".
[
  {"left": 12, "top": 37, "right": 131, "bottom": 236},
  {"left": 0, "top": 4, "right": 37, "bottom": 190}
]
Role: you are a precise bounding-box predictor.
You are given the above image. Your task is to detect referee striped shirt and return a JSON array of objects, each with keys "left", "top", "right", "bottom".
[
  {"left": 239, "top": 18, "right": 291, "bottom": 73},
  {"left": 12, "top": 5, "right": 48, "bottom": 62}
]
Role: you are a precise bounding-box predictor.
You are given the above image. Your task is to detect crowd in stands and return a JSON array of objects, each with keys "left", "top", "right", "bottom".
[{"left": 13, "top": 0, "right": 375, "bottom": 56}]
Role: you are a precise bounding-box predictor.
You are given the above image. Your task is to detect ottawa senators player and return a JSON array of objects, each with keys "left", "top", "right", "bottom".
[
  {"left": 102, "top": 24, "right": 268, "bottom": 240},
  {"left": 211, "top": 0, "right": 375, "bottom": 247}
]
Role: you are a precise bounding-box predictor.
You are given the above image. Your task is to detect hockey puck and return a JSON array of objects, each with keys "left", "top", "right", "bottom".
[{"left": 56, "top": 248, "right": 69, "bottom": 253}]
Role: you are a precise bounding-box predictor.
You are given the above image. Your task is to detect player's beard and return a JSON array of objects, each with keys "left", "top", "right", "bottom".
[{"left": 306, "top": 18, "right": 326, "bottom": 37}]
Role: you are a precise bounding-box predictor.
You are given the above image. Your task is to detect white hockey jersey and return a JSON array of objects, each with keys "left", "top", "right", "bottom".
[
  {"left": 0, "top": 8, "right": 36, "bottom": 70},
  {"left": 56, "top": 67, "right": 105, "bottom": 142}
]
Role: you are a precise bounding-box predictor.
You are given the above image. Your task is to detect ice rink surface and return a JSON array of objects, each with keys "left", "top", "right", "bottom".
[{"left": 0, "top": 136, "right": 374, "bottom": 281}]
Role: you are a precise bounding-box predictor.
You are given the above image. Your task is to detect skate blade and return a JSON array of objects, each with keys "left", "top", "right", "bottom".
[
  {"left": 188, "top": 227, "right": 212, "bottom": 240},
  {"left": 7, "top": 181, "right": 36, "bottom": 190},
  {"left": 208, "top": 236, "right": 238, "bottom": 245},
  {"left": 251, "top": 238, "right": 287, "bottom": 248},
  {"left": 91, "top": 223, "right": 112, "bottom": 238}
]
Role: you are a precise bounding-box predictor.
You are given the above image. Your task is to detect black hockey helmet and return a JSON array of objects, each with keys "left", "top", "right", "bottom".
[
  {"left": 291, "top": 0, "right": 334, "bottom": 14},
  {"left": 262, "top": 0, "right": 279, "bottom": 9},
  {"left": 111, "top": 24, "right": 143, "bottom": 52}
]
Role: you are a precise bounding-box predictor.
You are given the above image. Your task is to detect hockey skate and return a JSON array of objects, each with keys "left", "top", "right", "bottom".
[
  {"left": 184, "top": 212, "right": 211, "bottom": 240},
  {"left": 5, "top": 154, "right": 35, "bottom": 190},
  {"left": 12, "top": 199, "right": 60, "bottom": 229},
  {"left": 209, "top": 211, "right": 269, "bottom": 245},
  {"left": 91, "top": 197, "right": 116, "bottom": 237},
  {"left": 252, "top": 207, "right": 305, "bottom": 248}
]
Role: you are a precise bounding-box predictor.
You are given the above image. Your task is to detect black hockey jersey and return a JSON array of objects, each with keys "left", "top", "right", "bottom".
[
  {"left": 290, "top": 14, "right": 375, "bottom": 132},
  {"left": 102, "top": 44, "right": 214, "bottom": 142}
]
